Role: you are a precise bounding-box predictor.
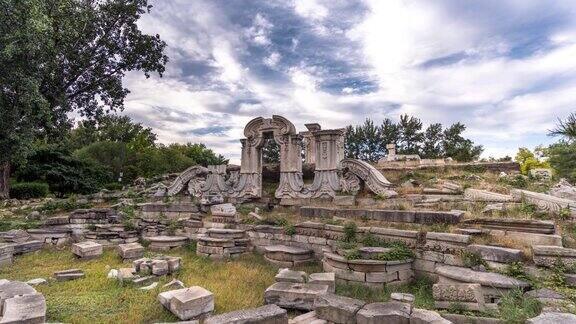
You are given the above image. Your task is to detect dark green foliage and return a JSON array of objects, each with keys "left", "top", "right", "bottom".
[
  {"left": 343, "top": 222, "right": 358, "bottom": 243},
  {"left": 344, "top": 248, "right": 362, "bottom": 260},
  {"left": 284, "top": 224, "right": 296, "bottom": 236},
  {"left": 344, "top": 116, "right": 482, "bottom": 162},
  {"left": 398, "top": 114, "right": 424, "bottom": 155},
  {"left": 374, "top": 243, "right": 414, "bottom": 261},
  {"left": 15, "top": 145, "right": 110, "bottom": 196},
  {"left": 262, "top": 139, "right": 280, "bottom": 164},
  {"left": 9, "top": 182, "right": 49, "bottom": 199},
  {"left": 0, "top": 0, "right": 168, "bottom": 198},
  {"left": 460, "top": 251, "right": 489, "bottom": 269},
  {"left": 421, "top": 123, "right": 444, "bottom": 158},
  {"left": 500, "top": 262, "right": 530, "bottom": 282},
  {"left": 547, "top": 142, "right": 576, "bottom": 183},
  {"left": 442, "top": 123, "right": 483, "bottom": 162}
]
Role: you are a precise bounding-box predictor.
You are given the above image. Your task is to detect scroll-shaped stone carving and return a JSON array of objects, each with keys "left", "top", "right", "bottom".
[
  {"left": 166, "top": 166, "right": 209, "bottom": 196},
  {"left": 201, "top": 165, "right": 231, "bottom": 196},
  {"left": 340, "top": 159, "right": 397, "bottom": 198},
  {"left": 512, "top": 189, "right": 576, "bottom": 214},
  {"left": 339, "top": 171, "right": 361, "bottom": 194}
]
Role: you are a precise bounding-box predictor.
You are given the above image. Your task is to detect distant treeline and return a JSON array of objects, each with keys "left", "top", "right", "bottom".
[{"left": 344, "top": 115, "right": 484, "bottom": 162}]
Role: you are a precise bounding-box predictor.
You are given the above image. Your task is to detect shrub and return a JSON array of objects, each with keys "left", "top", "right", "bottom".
[
  {"left": 9, "top": 182, "right": 49, "bottom": 199},
  {"left": 343, "top": 222, "right": 358, "bottom": 242},
  {"left": 344, "top": 248, "right": 362, "bottom": 260},
  {"left": 284, "top": 224, "right": 296, "bottom": 236},
  {"left": 460, "top": 251, "right": 488, "bottom": 269},
  {"left": 374, "top": 244, "right": 415, "bottom": 261}
]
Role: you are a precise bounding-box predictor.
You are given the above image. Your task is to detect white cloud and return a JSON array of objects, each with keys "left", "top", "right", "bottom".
[{"left": 263, "top": 52, "right": 281, "bottom": 67}]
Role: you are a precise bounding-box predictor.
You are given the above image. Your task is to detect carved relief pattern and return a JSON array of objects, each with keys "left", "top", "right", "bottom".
[{"left": 340, "top": 159, "right": 397, "bottom": 198}]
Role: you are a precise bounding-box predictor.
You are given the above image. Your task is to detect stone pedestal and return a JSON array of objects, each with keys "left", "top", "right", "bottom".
[
  {"left": 196, "top": 229, "right": 249, "bottom": 259},
  {"left": 158, "top": 286, "right": 214, "bottom": 320},
  {"left": 117, "top": 242, "right": 144, "bottom": 260}
]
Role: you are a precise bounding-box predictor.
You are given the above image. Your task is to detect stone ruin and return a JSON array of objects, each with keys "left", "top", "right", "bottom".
[{"left": 160, "top": 115, "right": 397, "bottom": 205}]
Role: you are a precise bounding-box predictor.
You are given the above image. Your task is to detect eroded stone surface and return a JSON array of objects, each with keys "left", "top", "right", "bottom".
[
  {"left": 275, "top": 268, "right": 306, "bottom": 283},
  {"left": 53, "top": 269, "right": 85, "bottom": 281},
  {"left": 410, "top": 308, "right": 450, "bottom": 324},
  {"left": 356, "top": 301, "right": 411, "bottom": 324},
  {"left": 205, "top": 304, "right": 288, "bottom": 324},
  {"left": 71, "top": 241, "right": 103, "bottom": 259},
  {"left": 467, "top": 244, "right": 523, "bottom": 263},
  {"left": 314, "top": 293, "right": 365, "bottom": 324},
  {"left": 527, "top": 312, "right": 576, "bottom": 324},
  {"left": 158, "top": 286, "right": 214, "bottom": 320},
  {"left": 309, "top": 273, "right": 335, "bottom": 293},
  {"left": 1, "top": 292, "right": 46, "bottom": 324},
  {"left": 264, "top": 282, "right": 329, "bottom": 311},
  {"left": 118, "top": 242, "right": 144, "bottom": 260}
]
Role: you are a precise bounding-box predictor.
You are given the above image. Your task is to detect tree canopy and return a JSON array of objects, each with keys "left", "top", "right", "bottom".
[{"left": 0, "top": 0, "right": 168, "bottom": 198}]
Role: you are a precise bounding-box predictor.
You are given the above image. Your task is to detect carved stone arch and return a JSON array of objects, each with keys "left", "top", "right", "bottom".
[
  {"left": 166, "top": 165, "right": 209, "bottom": 196},
  {"left": 340, "top": 159, "right": 397, "bottom": 198}
]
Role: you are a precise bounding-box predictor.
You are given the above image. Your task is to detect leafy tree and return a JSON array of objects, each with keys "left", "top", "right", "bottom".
[
  {"left": 514, "top": 147, "right": 549, "bottom": 175},
  {"left": 379, "top": 118, "right": 400, "bottom": 155},
  {"left": 549, "top": 112, "right": 576, "bottom": 141},
  {"left": 359, "top": 119, "right": 382, "bottom": 162},
  {"left": 547, "top": 142, "right": 576, "bottom": 183},
  {"left": 262, "top": 139, "right": 280, "bottom": 164},
  {"left": 344, "top": 125, "right": 363, "bottom": 159},
  {"left": 442, "top": 123, "right": 483, "bottom": 162},
  {"left": 69, "top": 114, "right": 157, "bottom": 150},
  {"left": 421, "top": 123, "right": 444, "bottom": 159},
  {"left": 0, "top": 0, "right": 168, "bottom": 198},
  {"left": 397, "top": 114, "right": 424, "bottom": 155}
]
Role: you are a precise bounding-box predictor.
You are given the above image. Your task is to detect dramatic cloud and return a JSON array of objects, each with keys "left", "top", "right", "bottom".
[{"left": 122, "top": 0, "right": 576, "bottom": 163}]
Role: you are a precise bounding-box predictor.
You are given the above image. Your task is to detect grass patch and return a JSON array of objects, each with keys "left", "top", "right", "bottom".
[{"left": 0, "top": 248, "right": 278, "bottom": 323}]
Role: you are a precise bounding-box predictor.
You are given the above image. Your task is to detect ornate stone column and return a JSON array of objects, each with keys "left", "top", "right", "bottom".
[
  {"left": 231, "top": 138, "right": 262, "bottom": 199},
  {"left": 300, "top": 123, "right": 321, "bottom": 165},
  {"left": 308, "top": 129, "right": 346, "bottom": 198},
  {"left": 275, "top": 134, "right": 306, "bottom": 198}
]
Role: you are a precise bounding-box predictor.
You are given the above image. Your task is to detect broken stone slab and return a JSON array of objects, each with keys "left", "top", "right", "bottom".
[
  {"left": 71, "top": 241, "right": 103, "bottom": 259},
  {"left": 158, "top": 286, "right": 214, "bottom": 320},
  {"left": 0, "top": 229, "right": 30, "bottom": 243},
  {"left": 132, "top": 276, "right": 157, "bottom": 287},
  {"left": 290, "top": 310, "right": 326, "bottom": 324},
  {"left": 13, "top": 240, "right": 43, "bottom": 255},
  {"left": 264, "top": 282, "right": 329, "bottom": 311},
  {"left": 527, "top": 312, "right": 576, "bottom": 324},
  {"left": 356, "top": 301, "right": 412, "bottom": 324},
  {"left": 441, "top": 313, "right": 501, "bottom": 324},
  {"left": 140, "top": 282, "right": 158, "bottom": 291},
  {"left": 204, "top": 304, "right": 288, "bottom": 324},
  {"left": 512, "top": 189, "right": 576, "bottom": 215},
  {"left": 482, "top": 203, "right": 506, "bottom": 214},
  {"left": 164, "top": 279, "right": 186, "bottom": 290},
  {"left": 0, "top": 281, "right": 37, "bottom": 312},
  {"left": 435, "top": 265, "right": 530, "bottom": 290},
  {"left": 467, "top": 244, "right": 523, "bottom": 263},
  {"left": 248, "top": 212, "right": 264, "bottom": 221},
  {"left": 464, "top": 188, "right": 516, "bottom": 202},
  {"left": 0, "top": 293, "right": 46, "bottom": 324},
  {"left": 410, "top": 308, "right": 450, "bottom": 324},
  {"left": 314, "top": 293, "right": 365, "bottom": 324},
  {"left": 210, "top": 203, "right": 236, "bottom": 217},
  {"left": 524, "top": 288, "right": 565, "bottom": 304},
  {"left": 309, "top": 273, "right": 335, "bottom": 293},
  {"left": 275, "top": 268, "right": 306, "bottom": 283},
  {"left": 433, "top": 283, "right": 486, "bottom": 311},
  {"left": 117, "top": 267, "right": 136, "bottom": 281},
  {"left": 533, "top": 245, "right": 576, "bottom": 268},
  {"left": 117, "top": 242, "right": 144, "bottom": 260},
  {"left": 390, "top": 293, "right": 414, "bottom": 304},
  {"left": 206, "top": 228, "right": 247, "bottom": 240},
  {"left": 53, "top": 269, "right": 85, "bottom": 282},
  {"left": 107, "top": 269, "right": 119, "bottom": 279},
  {"left": 462, "top": 218, "right": 556, "bottom": 235},
  {"left": 264, "top": 245, "right": 314, "bottom": 267},
  {"left": 25, "top": 278, "right": 47, "bottom": 286}
]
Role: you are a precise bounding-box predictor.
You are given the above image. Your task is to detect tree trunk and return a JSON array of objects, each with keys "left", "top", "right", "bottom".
[{"left": 0, "top": 162, "right": 9, "bottom": 199}]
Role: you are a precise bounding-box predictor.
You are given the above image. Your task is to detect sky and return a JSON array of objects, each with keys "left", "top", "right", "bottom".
[{"left": 122, "top": 0, "right": 576, "bottom": 164}]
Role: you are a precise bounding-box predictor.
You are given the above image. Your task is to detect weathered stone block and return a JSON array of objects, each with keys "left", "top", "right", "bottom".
[
  {"left": 264, "top": 282, "right": 329, "bottom": 311},
  {"left": 309, "top": 272, "right": 335, "bottom": 293},
  {"left": 117, "top": 242, "right": 144, "bottom": 260},
  {"left": 71, "top": 241, "right": 103, "bottom": 259},
  {"left": 204, "top": 304, "right": 288, "bottom": 324},
  {"left": 275, "top": 268, "right": 306, "bottom": 283},
  {"left": 314, "top": 293, "right": 365, "bottom": 324},
  {"left": 356, "top": 302, "right": 411, "bottom": 324},
  {"left": 467, "top": 244, "right": 523, "bottom": 263}
]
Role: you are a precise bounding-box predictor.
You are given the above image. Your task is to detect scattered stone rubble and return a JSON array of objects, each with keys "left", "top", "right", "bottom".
[{"left": 53, "top": 269, "right": 85, "bottom": 282}]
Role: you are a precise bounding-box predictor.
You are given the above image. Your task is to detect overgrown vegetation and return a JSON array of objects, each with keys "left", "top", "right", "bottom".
[{"left": 498, "top": 289, "right": 541, "bottom": 324}]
